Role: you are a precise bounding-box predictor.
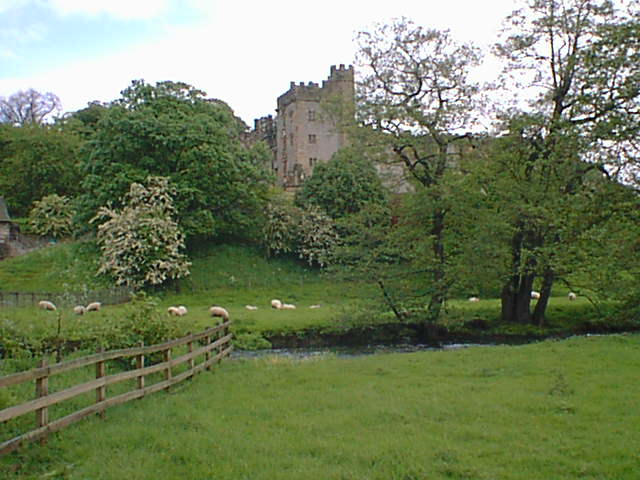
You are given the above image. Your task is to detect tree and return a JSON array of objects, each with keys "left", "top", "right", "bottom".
[
  {"left": 356, "top": 18, "right": 482, "bottom": 320},
  {"left": 493, "top": 0, "right": 640, "bottom": 324},
  {"left": 0, "top": 89, "right": 62, "bottom": 126},
  {"left": 92, "top": 176, "right": 190, "bottom": 289},
  {"left": 28, "top": 194, "right": 75, "bottom": 238},
  {"left": 295, "top": 146, "right": 388, "bottom": 219},
  {"left": 79, "top": 80, "right": 273, "bottom": 239},
  {"left": 0, "top": 124, "right": 82, "bottom": 216}
]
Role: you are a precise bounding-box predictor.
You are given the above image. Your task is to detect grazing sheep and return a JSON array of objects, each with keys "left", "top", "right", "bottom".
[
  {"left": 309, "top": 304, "right": 321, "bottom": 309},
  {"left": 271, "top": 299, "right": 282, "bottom": 310},
  {"left": 531, "top": 291, "right": 541, "bottom": 300},
  {"left": 167, "top": 306, "right": 181, "bottom": 316},
  {"left": 86, "top": 302, "right": 101, "bottom": 312},
  {"left": 468, "top": 297, "right": 480, "bottom": 302},
  {"left": 210, "top": 306, "right": 230, "bottom": 321},
  {"left": 245, "top": 305, "right": 258, "bottom": 310},
  {"left": 568, "top": 292, "right": 577, "bottom": 301},
  {"left": 177, "top": 305, "right": 188, "bottom": 316},
  {"left": 38, "top": 300, "right": 57, "bottom": 311},
  {"left": 73, "top": 305, "right": 86, "bottom": 315},
  {"left": 281, "top": 303, "right": 296, "bottom": 310}
]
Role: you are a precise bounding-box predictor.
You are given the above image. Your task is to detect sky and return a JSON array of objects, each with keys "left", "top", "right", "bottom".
[{"left": 0, "top": 0, "right": 518, "bottom": 126}]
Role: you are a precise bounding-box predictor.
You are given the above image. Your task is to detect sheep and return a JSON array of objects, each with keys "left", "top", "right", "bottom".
[
  {"left": 86, "top": 302, "right": 101, "bottom": 312},
  {"left": 38, "top": 300, "right": 57, "bottom": 311},
  {"left": 531, "top": 291, "right": 541, "bottom": 300},
  {"left": 468, "top": 297, "right": 480, "bottom": 302},
  {"left": 245, "top": 305, "right": 258, "bottom": 310},
  {"left": 281, "top": 303, "right": 296, "bottom": 310},
  {"left": 210, "top": 305, "right": 230, "bottom": 321},
  {"left": 309, "top": 304, "right": 321, "bottom": 309},
  {"left": 271, "top": 299, "right": 282, "bottom": 309},
  {"left": 177, "top": 305, "right": 188, "bottom": 316},
  {"left": 568, "top": 292, "right": 577, "bottom": 301},
  {"left": 73, "top": 305, "right": 86, "bottom": 315},
  {"left": 167, "top": 306, "right": 181, "bottom": 316}
]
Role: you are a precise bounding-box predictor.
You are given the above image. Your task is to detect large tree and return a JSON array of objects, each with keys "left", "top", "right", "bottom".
[
  {"left": 356, "top": 18, "right": 482, "bottom": 320},
  {"left": 79, "top": 80, "right": 273, "bottom": 239},
  {"left": 0, "top": 124, "right": 82, "bottom": 216},
  {"left": 0, "top": 89, "right": 62, "bottom": 126},
  {"left": 493, "top": 0, "right": 640, "bottom": 324},
  {"left": 295, "top": 146, "right": 388, "bottom": 219}
]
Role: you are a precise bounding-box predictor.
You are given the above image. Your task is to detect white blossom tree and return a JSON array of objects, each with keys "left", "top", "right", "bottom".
[{"left": 92, "top": 176, "right": 191, "bottom": 288}]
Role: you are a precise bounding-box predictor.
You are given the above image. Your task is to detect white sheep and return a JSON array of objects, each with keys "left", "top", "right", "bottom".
[
  {"left": 271, "top": 299, "right": 282, "bottom": 309},
  {"left": 73, "top": 305, "right": 86, "bottom": 315},
  {"left": 281, "top": 303, "right": 296, "bottom": 310},
  {"left": 245, "top": 305, "right": 258, "bottom": 310},
  {"left": 568, "top": 292, "right": 577, "bottom": 301},
  {"left": 210, "top": 305, "right": 230, "bottom": 321},
  {"left": 468, "top": 297, "right": 480, "bottom": 302},
  {"left": 38, "top": 300, "right": 57, "bottom": 311},
  {"left": 177, "top": 305, "right": 188, "bottom": 316},
  {"left": 531, "top": 291, "right": 540, "bottom": 300},
  {"left": 309, "top": 304, "right": 321, "bottom": 309},
  {"left": 86, "top": 302, "right": 101, "bottom": 312},
  {"left": 167, "top": 306, "right": 181, "bottom": 316}
]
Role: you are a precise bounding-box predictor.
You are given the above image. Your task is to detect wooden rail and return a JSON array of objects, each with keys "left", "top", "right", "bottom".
[{"left": 0, "top": 321, "right": 233, "bottom": 456}]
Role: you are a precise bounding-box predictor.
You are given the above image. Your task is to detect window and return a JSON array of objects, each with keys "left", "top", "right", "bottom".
[
  {"left": 289, "top": 133, "right": 294, "bottom": 146},
  {"left": 309, "top": 157, "right": 318, "bottom": 167},
  {"left": 308, "top": 110, "right": 316, "bottom": 121},
  {"left": 308, "top": 134, "right": 317, "bottom": 144}
]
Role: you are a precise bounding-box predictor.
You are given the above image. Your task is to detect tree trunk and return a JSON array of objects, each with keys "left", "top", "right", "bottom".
[
  {"left": 532, "top": 268, "right": 554, "bottom": 326},
  {"left": 427, "top": 208, "right": 446, "bottom": 321},
  {"left": 377, "top": 279, "right": 405, "bottom": 321},
  {"left": 500, "top": 230, "right": 535, "bottom": 324}
]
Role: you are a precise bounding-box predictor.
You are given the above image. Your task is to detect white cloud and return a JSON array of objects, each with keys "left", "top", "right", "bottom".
[{"left": 47, "top": 0, "right": 171, "bottom": 20}]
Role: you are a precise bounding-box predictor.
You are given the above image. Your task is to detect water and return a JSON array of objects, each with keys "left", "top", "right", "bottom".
[{"left": 231, "top": 342, "right": 488, "bottom": 359}]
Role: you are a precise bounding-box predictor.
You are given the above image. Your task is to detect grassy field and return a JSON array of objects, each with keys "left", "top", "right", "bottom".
[{"left": 1, "top": 334, "right": 639, "bottom": 479}]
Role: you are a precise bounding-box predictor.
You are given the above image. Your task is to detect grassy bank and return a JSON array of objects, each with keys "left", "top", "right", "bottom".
[{"left": 2, "top": 334, "right": 639, "bottom": 479}]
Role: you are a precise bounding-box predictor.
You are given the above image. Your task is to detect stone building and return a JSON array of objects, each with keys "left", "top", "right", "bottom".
[{"left": 255, "top": 65, "right": 355, "bottom": 190}]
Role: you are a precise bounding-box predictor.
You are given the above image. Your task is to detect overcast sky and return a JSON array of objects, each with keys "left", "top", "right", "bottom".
[{"left": 0, "top": 0, "right": 518, "bottom": 125}]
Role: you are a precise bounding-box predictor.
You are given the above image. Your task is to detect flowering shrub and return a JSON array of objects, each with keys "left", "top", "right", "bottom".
[
  {"left": 28, "top": 194, "right": 75, "bottom": 238},
  {"left": 92, "top": 176, "right": 191, "bottom": 288}
]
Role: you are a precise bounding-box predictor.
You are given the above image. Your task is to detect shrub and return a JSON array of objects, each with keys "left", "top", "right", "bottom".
[
  {"left": 28, "top": 194, "right": 75, "bottom": 238},
  {"left": 92, "top": 176, "right": 191, "bottom": 288}
]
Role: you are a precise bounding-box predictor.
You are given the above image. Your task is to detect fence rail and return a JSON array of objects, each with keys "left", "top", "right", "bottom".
[
  {"left": 0, "top": 321, "right": 233, "bottom": 456},
  {"left": 0, "top": 287, "right": 133, "bottom": 308}
]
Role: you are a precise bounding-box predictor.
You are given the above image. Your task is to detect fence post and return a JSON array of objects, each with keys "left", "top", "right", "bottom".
[
  {"left": 96, "top": 347, "right": 106, "bottom": 419},
  {"left": 204, "top": 334, "right": 211, "bottom": 371},
  {"left": 164, "top": 347, "right": 172, "bottom": 391},
  {"left": 187, "top": 333, "right": 194, "bottom": 373},
  {"left": 35, "top": 358, "right": 49, "bottom": 445},
  {"left": 136, "top": 341, "right": 145, "bottom": 394},
  {"left": 217, "top": 321, "right": 224, "bottom": 365}
]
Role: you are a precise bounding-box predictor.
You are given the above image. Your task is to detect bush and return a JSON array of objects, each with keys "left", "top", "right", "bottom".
[{"left": 28, "top": 194, "right": 75, "bottom": 238}]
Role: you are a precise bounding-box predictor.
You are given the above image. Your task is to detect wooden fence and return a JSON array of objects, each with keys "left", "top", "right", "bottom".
[
  {"left": 0, "top": 287, "right": 133, "bottom": 308},
  {"left": 0, "top": 321, "right": 233, "bottom": 456}
]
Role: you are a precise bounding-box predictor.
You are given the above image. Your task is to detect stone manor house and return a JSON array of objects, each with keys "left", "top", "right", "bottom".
[{"left": 247, "top": 64, "right": 355, "bottom": 190}]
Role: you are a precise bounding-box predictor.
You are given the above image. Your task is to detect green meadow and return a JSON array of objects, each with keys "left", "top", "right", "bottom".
[{"left": 2, "top": 334, "right": 639, "bottom": 479}]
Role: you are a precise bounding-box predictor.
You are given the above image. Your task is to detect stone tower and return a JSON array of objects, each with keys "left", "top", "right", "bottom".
[{"left": 272, "top": 65, "right": 354, "bottom": 190}]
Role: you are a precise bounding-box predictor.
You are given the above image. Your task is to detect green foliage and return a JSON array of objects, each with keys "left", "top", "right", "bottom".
[
  {"left": 93, "top": 176, "right": 191, "bottom": 288},
  {"left": 27, "top": 194, "right": 75, "bottom": 238},
  {"left": 0, "top": 124, "right": 82, "bottom": 217},
  {"left": 261, "top": 197, "right": 339, "bottom": 267},
  {"left": 78, "top": 80, "right": 273, "bottom": 238},
  {"left": 295, "top": 147, "right": 388, "bottom": 219}
]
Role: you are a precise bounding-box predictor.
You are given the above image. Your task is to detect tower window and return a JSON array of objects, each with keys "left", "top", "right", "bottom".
[
  {"left": 309, "top": 157, "right": 318, "bottom": 167},
  {"left": 308, "top": 134, "right": 317, "bottom": 144},
  {"left": 308, "top": 110, "right": 316, "bottom": 121}
]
